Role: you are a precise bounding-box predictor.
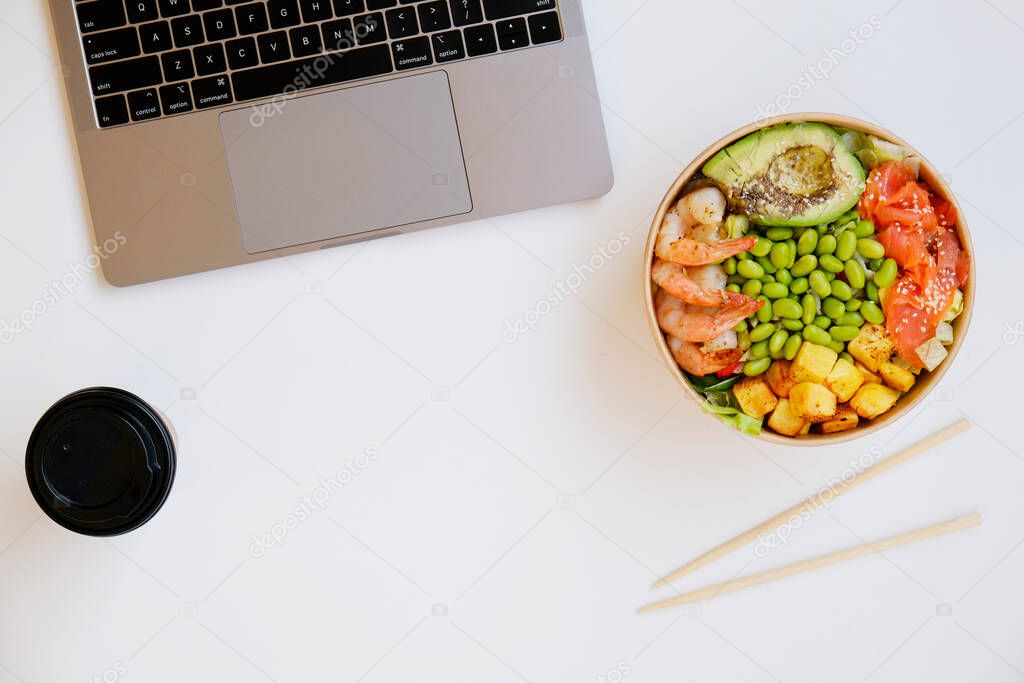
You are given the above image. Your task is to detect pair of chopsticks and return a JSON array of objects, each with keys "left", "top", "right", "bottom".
[{"left": 641, "top": 419, "right": 978, "bottom": 613}]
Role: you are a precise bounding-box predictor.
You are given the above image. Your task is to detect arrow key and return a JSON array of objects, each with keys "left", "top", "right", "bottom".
[{"left": 527, "top": 11, "right": 560, "bottom": 44}]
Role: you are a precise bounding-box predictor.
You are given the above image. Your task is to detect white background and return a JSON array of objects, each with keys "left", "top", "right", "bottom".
[{"left": 2, "top": 1, "right": 1023, "bottom": 681}]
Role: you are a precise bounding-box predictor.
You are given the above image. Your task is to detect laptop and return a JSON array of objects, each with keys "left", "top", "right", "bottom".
[{"left": 52, "top": 0, "right": 613, "bottom": 285}]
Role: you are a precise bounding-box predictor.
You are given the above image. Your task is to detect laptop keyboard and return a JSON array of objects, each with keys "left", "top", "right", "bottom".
[{"left": 75, "top": 0, "right": 563, "bottom": 128}]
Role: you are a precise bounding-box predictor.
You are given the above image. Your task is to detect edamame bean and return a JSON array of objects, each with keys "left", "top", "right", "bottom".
[
  {"left": 756, "top": 297, "right": 773, "bottom": 324},
  {"left": 743, "top": 357, "right": 772, "bottom": 377},
  {"left": 801, "top": 293, "right": 817, "bottom": 325},
  {"left": 742, "top": 279, "right": 762, "bottom": 297},
  {"left": 723, "top": 257, "right": 737, "bottom": 275},
  {"left": 866, "top": 281, "right": 880, "bottom": 303},
  {"left": 750, "top": 341, "right": 771, "bottom": 360},
  {"left": 750, "top": 322, "right": 776, "bottom": 343},
  {"left": 762, "top": 282, "right": 789, "bottom": 299},
  {"left": 791, "top": 254, "right": 818, "bottom": 277},
  {"left": 825, "top": 270, "right": 837, "bottom": 281},
  {"left": 853, "top": 220, "right": 875, "bottom": 238},
  {"left": 809, "top": 270, "right": 831, "bottom": 297},
  {"left": 819, "top": 254, "right": 845, "bottom": 273},
  {"left": 797, "top": 229, "right": 819, "bottom": 256},
  {"left": 873, "top": 258, "right": 899, "bottom": 288},
  {"left": 761, "top": 274, "right": 776, "bottom": 284},
  {"left": 830, "top": 280, "right": 853, "bottom": 301},
  {"left": 726, "top": 215, "right": 750, "bottom": 236},
  {"left": 781, "top": 318, "right": 805, "bottom": 331},
  {"left": 857, "top": 238, "right": 886, "bottom": 260},
  {"left": 749, "top": 236, "right": 773, "bottom": 257},
  {"left": 867, "top": 258, "right": 884, "bottom": 271},
  {"left": 813, "top": 315, "right": 831, "bottom": 329},
  {"left": 766, "top": 227, "right": 794, "bottom": 241},
  {"left": 737, "top": 260, "right": 765, "bottom": 280},
  {"left": 822, "top": 297, "right": 846, "bottom": 320},
  {"left": 802, "top": 325, "right": 833, "bottom": 346},
  {"left": 816, "top": 234, "right": 837, "bottom": 256},
  {"left": 783, "top": 334, "right": 803, "bottom": 360},
  {"left": 773, "top": 298, "right": 803, "bottom": 320},
  {"left": 845, "top": 260, "right": 867, "bottom": 290},
  {"left": 790, "top": 277, "right": 809, "bottom": 295},
  {"left": 839, "top": 351, "right": 854, "bottom": 364},
  {"left": 828, "top": 340, "right": 846, "bottom": 353},
  {"left": 861, "top": 301, "right": 885, "bottom": 324},
  {"left": 829, "top": 325, "right": 861, "bottom": 342},
  {"left": 838, "top": 312, "right": 865, "bottom": 327},
  {"left": 785, "top": 239, "right": 797, "bottom": 268},
  {"left": 845, "top": 298, "right": 862, "bottom": 312},
  {"left": 726, "top": 284, "right": 741, "bottom": 293},
  {"left": 771, "top": 347, "right": 786, "bottom": 360},
  {"left": 775, "top": 269, "right": 793, "bottom": 286},
  {"left": 738, "top": 330, "right": 751, "bottom": 351},
  {"left": 836, "top": 230, "right": 858, "bottom": 261},
  {"left": 734, "top": 319, "right": 749, "bottom": 333},
  {"left": 757, "top": 256, "right": 777, "bottom": 274},
  {"left": 769, "top": 329, "right": 789, "bottom": 355},
  {"left": 770, "top": 242, "right": 789, "bottom": 270}
]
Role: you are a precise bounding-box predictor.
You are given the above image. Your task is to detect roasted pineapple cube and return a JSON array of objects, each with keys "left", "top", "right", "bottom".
[
  {"left": 879, "top": 361, "right": 916, "bottom": 393},
  {"left": 790, "top": 382, "right": 838, "bottom": 423},
  {"left": 848, "top": 324, "right": 895, "bottom": 372},
  {"left": 766, "top": 360, "right": 798, "bottom": 398},
  {"left": 791, "top": 342, "right": 839, "bottom": 384},
  {"left": 825, "top": 358, "right": 865, "bottom": 402},
  {"left": 850, "top": 383, "right": 900, "bottom": 420},
  {"left": 855, "top": 362, "right": 882, "bottom": 384},
  {"left": 734, "top": 376, "right": 779, "bottom": 419},
  {"left": 767, "top": 399, "right": 808, "bottom": 437},
  {"left": 820, "top": 405, "right": 860, "bottom": 434}
]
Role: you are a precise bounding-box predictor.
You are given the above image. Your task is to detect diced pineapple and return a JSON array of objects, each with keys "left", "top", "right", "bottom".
[
  {"left": 855, "top": 361, "right": 882, "bottom": 384},
  {"left": 850, "top": 383, "right": 900, "bottom": 420},
  {"left": 767, "top": 399, "right": 808, "bottom": 437},
  {"left": 879, "top": 361, "right": 916, "bottom": 393},
  {"left": 766, "top": 360, "right": 797, "bottom": 398},
  {"left": 820, "top": 405, "right": 860, "bottom": 434},
  {"left": 825, "top": 358, "right": 865, "bottom": 402},
  {"left": 847, "top": 324, "right": 895, "bottom": 372},
  {"left": 791, "top": 342, "right": 839, "bottom": 384},
  {"left": 733, "top": 376, "right": 778, "bottom": 419},
  {"left": 790, "top": 382, "right": 838, "bottom": 423}
]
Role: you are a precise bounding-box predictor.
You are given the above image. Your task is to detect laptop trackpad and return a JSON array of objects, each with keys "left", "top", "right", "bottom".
[{"left": 220, "top": 71, "right": 472, "bottom": 254}]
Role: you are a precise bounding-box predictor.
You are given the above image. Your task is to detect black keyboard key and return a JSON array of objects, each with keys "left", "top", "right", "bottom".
[
  {"left": 158, "top": 0, "right": 191, "bottom": 17},
  {"left": 192, "top": 0, "right": 223, "bottom": 9},
  {"left": 482, "top": 0, "right": 554, "bottom": 20},
  {"left": 77, "top": 0, "right": 126, "bottom": 33},
  {"left": 354, "top": 12, "right": 385, "bottom": 43},
  {"left": 203, "top": 9, "right": 236, "bottom": 40},
  {"left": 321, "top": 18, "right": 354, "bottom": 50},
  {"left": 257, "top": 31, "right": 292, "bottom": 62},
  {"left": 139, "top": 20, "right": 172, "bottom": 52},
  {"left": 268, "top": 0, "right": 301, "bottom": 28},
  {"left": 194, "top": 43, "right": 227, "bottom": 74},
  {"left": 171, "top": 15, "right": 204, "bottom": 47},
  {"left": 495, "top": 17, "right": 527, "bottom": 50},
  {"left": 161, "top": 49, "right": 195, "bottom": 80},
  {"left": 192, "top": 75, "right": 234, "bottom": 109},
  {"left": 226, "top": 37, "right": 259, "bottom": 68},
  {"left": 95, "top": 94, "right": 129, "bottom": 127},
  {"left": 160, "top": 82, "right": 194, "bottom": 115},
  {"left": 231, "top": 44, "right": 392, "bottom": 101},
  {"left": 299, "top": 0, "right": 333, "bottom": 22},
  {"left": 333, "top": 0, "right": 364, "bottom": 16},
  {"left": 527, "top": 10, "right": 559, "bottom": 43},
  {"left": 448, "top": 0, "right": 482, "bottom": 26},
  {"left": 431, "top": 29, "right": 464, "bottom": 62},
  {"left": 366, "top": 0, "right": 395, "bottom": 7},
  {"left": 127, "top": 88, "right": 161, "bottom": 120},
  {"left": 89, "top": 55, "right": 163, "bottom": 95},
  {"left": 463, "top": 22, "right": 495, "bottom": 56},
  {"left": 235, "top": 3, "right": 269, "bottom": 34},
  {"left": 82, "top": 27, "right": 140, "bottom": 64},
  {"left": 417, "top": 1, "right": 450, "bottom": 32},
  {"left": 289, "top": 25, "right": 323, "bottom": 56},
  {"left": 385, "top": 7, "right": 417, "bottom": 38},
  {"left": 125, "top": 0, "right": 159, "bottom": 23},
  {"left": 391, "top": 36, "right": 431, "bottom": 70}
]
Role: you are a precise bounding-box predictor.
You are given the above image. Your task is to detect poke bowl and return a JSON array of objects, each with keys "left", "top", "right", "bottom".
[{"left": 643, "top": 114, "right": 975, "bottom": 444}]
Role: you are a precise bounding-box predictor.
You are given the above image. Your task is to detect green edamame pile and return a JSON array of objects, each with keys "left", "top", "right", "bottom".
[{"left": 723, "top": 210, "right": 891, "bottom": 377}]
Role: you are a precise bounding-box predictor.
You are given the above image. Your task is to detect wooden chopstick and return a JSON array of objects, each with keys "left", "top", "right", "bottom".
[
  {"left": 640, "top": 512, "right": 982, "bottom": 613},
  {"left": 652, "top": 419, "right": 971, "bottom": 588}
]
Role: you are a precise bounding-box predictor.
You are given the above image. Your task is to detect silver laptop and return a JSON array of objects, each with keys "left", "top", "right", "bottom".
[{"left": 52, "top": 0, "right": 613, "bottom": 286}]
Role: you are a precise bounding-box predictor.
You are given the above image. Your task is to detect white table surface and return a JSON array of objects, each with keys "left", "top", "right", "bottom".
[{"left": 2, "top": 1, "right": 1023, "bottom": 681}]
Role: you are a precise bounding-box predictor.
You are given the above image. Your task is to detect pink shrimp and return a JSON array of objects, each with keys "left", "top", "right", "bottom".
[
  {"left": 652, "top": 258, "right": 760, "bottom": 308},
  {"left": 655, "top": 290, "right": 763, "bottom": 344},
  {"left": 667, "top": 336, "right": 743, "bottom": 376},
  {"left": 655, "top": 188, "right": 756, "bottom": 266}
]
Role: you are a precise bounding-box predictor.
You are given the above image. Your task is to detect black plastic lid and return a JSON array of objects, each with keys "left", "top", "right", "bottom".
[{"left": 25, "top": 387, "right": 176, "bottom": 537}]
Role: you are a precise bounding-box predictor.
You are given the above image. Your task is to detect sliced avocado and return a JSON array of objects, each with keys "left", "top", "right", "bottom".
[{"left": 703, "top": 123, "right": 867, "bottom": 227}]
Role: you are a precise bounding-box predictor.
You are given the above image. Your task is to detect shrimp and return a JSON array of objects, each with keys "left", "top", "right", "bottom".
[
  {"left": 655, "top": 187, "right": 756, "bottom": 266},
  {"left": 667, "top": 335, "right": 743, "bottom": 376},
  {"left": 652, "top": 258, "right": 759, "bottom": 308},
  {"left": 655, "top": 289, "right": 763, "bottom": 344}
]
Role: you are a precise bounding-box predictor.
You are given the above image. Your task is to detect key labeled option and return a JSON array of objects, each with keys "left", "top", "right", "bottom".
[
  {"left": 160, "top": 82, "right": 194, "bottom": 116},
  {"left": 431, "top": 30, "right": 465, "bottom": 63}
]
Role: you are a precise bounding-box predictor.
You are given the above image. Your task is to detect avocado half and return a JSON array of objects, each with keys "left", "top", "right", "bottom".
[{"left": 702, "top": 123, "right": 867, "bottom": 227}]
